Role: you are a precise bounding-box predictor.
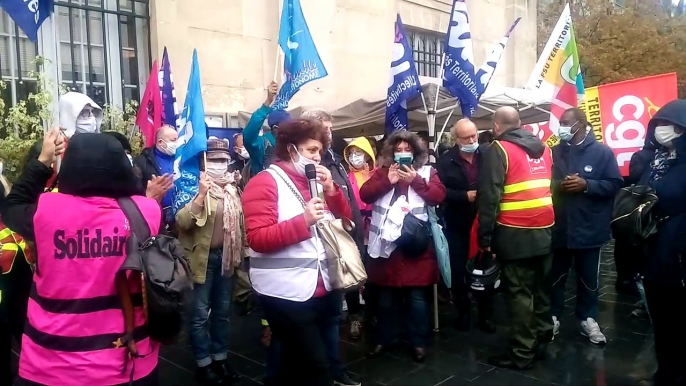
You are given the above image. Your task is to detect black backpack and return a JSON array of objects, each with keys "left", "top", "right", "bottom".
[
  {"left": 117, "top": 197, "right": 193, "bottom": 344},
  {"left": 611, "top": 185, "right": 660, "bottom": 244},
  {"left": 395, "top": 213, "right": 432, "bottom": 257}
]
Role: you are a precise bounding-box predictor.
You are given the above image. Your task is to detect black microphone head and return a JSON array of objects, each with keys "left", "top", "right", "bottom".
[{"left": 305, "top": 164, "right": 317, "bottom": 179}]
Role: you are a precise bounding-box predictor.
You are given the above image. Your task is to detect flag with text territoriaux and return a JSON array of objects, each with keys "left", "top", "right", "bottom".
[
  {"left": 272, "top": 0, "right": 328, "bottom": 110},
  {"left": 136, "top": 61, "right": 162, "bottom": 148},
  {"left": 526, "top": 3, "right": 583, "bottom": 147},
  {"left": 385, "top": 14, "right": 422, "bottom": 133},
  {"left": 442, "top": 0, "right": 478, "bottom": 117},
  {"left": 172, "top": 50, "right": 207, "bottom": 215}
]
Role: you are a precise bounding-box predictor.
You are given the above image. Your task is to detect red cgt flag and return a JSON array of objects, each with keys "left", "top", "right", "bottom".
[{"left": 136, "top": 60, "right": 162, "bottom": 148}]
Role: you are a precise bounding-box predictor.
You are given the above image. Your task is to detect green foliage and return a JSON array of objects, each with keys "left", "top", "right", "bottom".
[
  {"left": 0, "top": 56, "right": 142, "bottom": 182},
  {"left": 101, "top": 100, "right": 144, "bottom": 156}
]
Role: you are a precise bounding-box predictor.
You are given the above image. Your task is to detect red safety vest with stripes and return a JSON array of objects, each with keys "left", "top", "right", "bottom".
[{"left": 494, "top": 140, "right": 555, "bottom": 229}]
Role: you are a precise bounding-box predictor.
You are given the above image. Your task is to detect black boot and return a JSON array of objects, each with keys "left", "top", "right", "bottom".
[
  {"left": 195, "top": 364, "right": 224, "bottom": 386},
  {"left": 212, "top": 359, "right": 241, "bottom": 384}
]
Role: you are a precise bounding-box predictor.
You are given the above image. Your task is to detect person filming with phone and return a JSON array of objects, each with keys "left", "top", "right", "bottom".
[{"left": 360, "top": 131, "right": 445, "bottom": 363}]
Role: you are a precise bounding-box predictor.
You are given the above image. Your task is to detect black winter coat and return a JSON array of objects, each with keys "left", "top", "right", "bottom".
[
  {"left": 435, "top": 145, "right": 482, "bottom": 234},
  {"left": 551, "top": 134, "right": 623, "bottom": 250}
]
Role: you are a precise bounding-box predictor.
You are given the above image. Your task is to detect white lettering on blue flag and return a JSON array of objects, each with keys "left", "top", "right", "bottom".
[
  {"left": 272, "top": 0, "right": 328, "bottom": 111},
  {"left": 442, "top": 0, "right": 478, "bottom": 117},
  {"left": 385, "top": 15, "right": 421, "bottom": 133},
  {"left": 0, "top": 0, "right": 54, "bottom": 41}
]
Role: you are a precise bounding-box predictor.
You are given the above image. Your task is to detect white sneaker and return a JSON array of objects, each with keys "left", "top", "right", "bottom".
[
  {"left": 552, "top": 316, "right": 560, "bottom": 336},
  {"left": 580, "top": 318, "right": 607, "bottom": 345}
]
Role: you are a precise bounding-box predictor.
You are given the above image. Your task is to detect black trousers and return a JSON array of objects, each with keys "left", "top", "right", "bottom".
[
  {"left": 260, "top": 292, "right": 341, "bottom": 386},
  {"left": 0, "top": 255, "right": 32, "bottom": 386},
  {"left": 644, "top": 280, "right": 686, "bottom": 386},
  {"left": 446, "top": 226, "right": 493, "bottom": 317}
]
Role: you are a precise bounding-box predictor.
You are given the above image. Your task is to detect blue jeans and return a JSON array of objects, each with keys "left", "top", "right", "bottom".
[
  {"left": 551, "top": 247, "right": 601, "bottom": 320},
  {"left": 190, "top": 249, "right": 235, "bottom": 367},
  {"left": 377, "top": 286, "right": 431, "bottom": 348}
]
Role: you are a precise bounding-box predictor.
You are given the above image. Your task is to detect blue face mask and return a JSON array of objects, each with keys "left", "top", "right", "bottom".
[
  {"left": 558, "top": 121, "right": 579, "bottom": 142},
  {"left": 460, "top": 142, "right": 479, "bottom": 153}
]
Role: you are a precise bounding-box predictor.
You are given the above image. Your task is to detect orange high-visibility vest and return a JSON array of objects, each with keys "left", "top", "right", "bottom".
[{"left": 495, "top": 140, "right": 554, "bottom": 229}]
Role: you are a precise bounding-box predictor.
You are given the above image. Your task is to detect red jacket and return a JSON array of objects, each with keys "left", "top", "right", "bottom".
[
  {"left": 242, "top": 161, "right": 353, "bottom": 254},
  {"left": 359, "top": 167, "right": 446, "bottom": 287}
]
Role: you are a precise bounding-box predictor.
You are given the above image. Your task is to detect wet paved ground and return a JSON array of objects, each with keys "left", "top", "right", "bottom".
[{"left": 13, "top": 241, "right": 657, "bottom": 385}]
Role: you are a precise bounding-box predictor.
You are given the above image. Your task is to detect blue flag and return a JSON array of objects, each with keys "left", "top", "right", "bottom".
[
  {"left": 272, "top": 0, "right": 328, "bottom": 110},
  {"left": 386, "top": 15, "right": 422, "bottom": 133},
  {"left": 173, "top": 50, "right": 207, "bottom": 215},
  {"left": 158, "top": 47, "right": 181, "bottom": 129},
  {"left": 0, "top": 0, "right": 54, "bottom": 41},
  {"left": 442, "top": 0, "right": 478, "bottom": 117},
  {"left": 475, "top": 18, "right": 521, "bottom": 99}
]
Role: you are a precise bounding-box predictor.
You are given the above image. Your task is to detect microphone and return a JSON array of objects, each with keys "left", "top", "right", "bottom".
[{"left": 305, "top": 164, "right": 318, "bottom": 200}]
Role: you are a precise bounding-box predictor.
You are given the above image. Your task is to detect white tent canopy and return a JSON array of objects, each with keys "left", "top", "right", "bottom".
[{"left": 237, "top": 79, "right": 551, "bottom": 138}]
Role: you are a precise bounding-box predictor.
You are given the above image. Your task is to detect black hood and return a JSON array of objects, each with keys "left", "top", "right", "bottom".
[
  {"left": 498, "top": 128, "right": 546, "bottom": 159},
  {"left": 647, "top": 99, "right": 686, "bottom": 151},
  {"left": 59, "top": 133, "right": 140, "bottom": 199}
]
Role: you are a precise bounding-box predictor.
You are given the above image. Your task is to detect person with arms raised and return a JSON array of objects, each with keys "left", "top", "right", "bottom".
[{"left": 3, "top": 131, "right": 161, "bottom": 386}]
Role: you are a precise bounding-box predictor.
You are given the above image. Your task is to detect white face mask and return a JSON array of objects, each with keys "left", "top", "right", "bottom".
[
  {"left": 460, "top": 142, "right": 479, "bottom": 154},
  {"left": 349, "top": 153, "right": 366, "bottom": 169},
  {"left": 126, "top": 154, "right": 133, "bottom": 166},
  {"left": 75, "top": 116, "right": 98, "bottom": 134},
  {"left": 159, "top": 140, "right": 179, "bottom": 156},
  {"left": 238, "top": 147, "right": 250, "bottom": 160},
  {"left": 290, "top": 144, "right": 318, "bottom": 176},
  {"left": 655, "top": 125, "right": 682, "bottom": 146},
  {"left": 0, "top": 161, "right": 4, "bottom": 175},
  {"left": 206, "top": 161, "right": 228, "bottom": 177}
]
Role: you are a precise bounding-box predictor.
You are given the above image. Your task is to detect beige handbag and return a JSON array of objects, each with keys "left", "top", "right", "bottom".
[
  {"left": 316, "top": 219, "right": 367, "bottom": 291},
  {"left": 271, "top": 166, "right": 367, "bottom": 291}
]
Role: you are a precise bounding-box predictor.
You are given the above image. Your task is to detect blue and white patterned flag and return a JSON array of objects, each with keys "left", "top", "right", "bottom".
[
  {"left": 272, "top": 0, "right": 328, "bottom": 110},
  {"left": 158, "top": 47, "right": 181, "bottom": 129},
  {"left": 442, "top": 0, "right": 478, "bottom": 117},
  {"left": 173, "top": 50, "right": 207, "bottom": 215},
  {"left": 386, "top": 14, "right": 422, "bottom": 133},
  {"left": 475, "top": 18, "right": 521, "bottom": 99},
  {"left": 0, "top": 0, "right": 53, "bottom": 41}
]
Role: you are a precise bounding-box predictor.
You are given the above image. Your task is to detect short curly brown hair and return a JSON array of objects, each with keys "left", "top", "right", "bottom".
[{"left": 274, "top": 118, "right": 330, "bottom": 161}]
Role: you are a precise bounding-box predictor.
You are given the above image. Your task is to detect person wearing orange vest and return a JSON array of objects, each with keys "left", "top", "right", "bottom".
[
  {"left": 477, "top": 107, "right": 554, "bottom": 370},
  {"left": 0, "top": 175, "right": 33, "bottom": 385}
]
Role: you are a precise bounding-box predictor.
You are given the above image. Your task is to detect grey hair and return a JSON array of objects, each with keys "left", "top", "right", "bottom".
[{"left": 301, "top": 109, "right": 333, "bottom": 122}]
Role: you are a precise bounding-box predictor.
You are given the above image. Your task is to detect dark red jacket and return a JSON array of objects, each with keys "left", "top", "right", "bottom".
[
  {"left": 359, "top": 167, "right": 446, "bottom": 287},
  {"left": 242, "top": 161, "right": 353, "bottom": 254}
]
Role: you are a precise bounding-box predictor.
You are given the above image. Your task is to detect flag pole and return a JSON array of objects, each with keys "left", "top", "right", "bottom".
[
  {"left": 430, "top": 53, "right": 446, "bottom": 151},
  {"left": 203, "top": 152, "right": 211, "bottom": 217},
  {"left": 436, "top": 101, "right": 459, "bottom": 147},
  {"left": 273, "top": 0, "right": 283, "bottom": 82}
]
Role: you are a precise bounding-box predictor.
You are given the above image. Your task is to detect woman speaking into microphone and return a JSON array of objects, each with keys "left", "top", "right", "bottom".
[{"left": 241, "top": 118, "right": 353, "bottom": 386}]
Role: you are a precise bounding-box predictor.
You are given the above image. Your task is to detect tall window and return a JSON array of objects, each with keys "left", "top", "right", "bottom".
[
  {"left": 0, "top": 13, "right": 39, "bottom": 109},
  {"left": 0, "top": 0, "right": 150, "bottom": 110},
  {"left": 55, "top": 0, "right": 151, "bottom": 107},
  {"left": 408, "top": 29, "right": 445, "bottom": 78}
]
